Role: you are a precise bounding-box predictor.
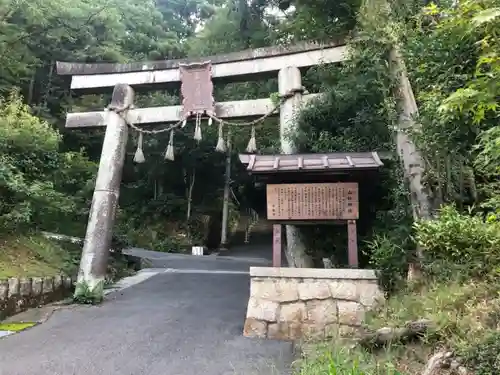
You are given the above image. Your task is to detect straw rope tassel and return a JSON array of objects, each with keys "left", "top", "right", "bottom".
[
  {"left": 215, "top": 121, "right": 226, "bottom": 152},
  {"left": 246, "top": 125, "right": 257, "bottom": 153},
  {"left": 133, "top": 132, "right": 146, "bottom": 163},
  {"left": 194, "top": 113, "right": 202, "bottom": 142},
  {"left": 164, "top": 130, "right": 175, "bottom": 161}
]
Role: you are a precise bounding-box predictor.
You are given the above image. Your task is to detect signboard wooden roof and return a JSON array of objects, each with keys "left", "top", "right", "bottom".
[{"left": 239, "top": 152, "right": 384, "bottom": 174}]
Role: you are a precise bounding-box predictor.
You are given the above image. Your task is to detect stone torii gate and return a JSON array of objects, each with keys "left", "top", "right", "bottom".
[{"left": 56, "top": 42, "right": 348, "bottom": 297}]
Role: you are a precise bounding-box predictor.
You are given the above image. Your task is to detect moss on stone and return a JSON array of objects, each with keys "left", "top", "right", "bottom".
[{"left": 0, "top": 322, "right": 36, "bottom": 331}]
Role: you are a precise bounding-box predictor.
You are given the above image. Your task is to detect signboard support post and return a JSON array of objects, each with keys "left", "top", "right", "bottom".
[
  {"left": 347, "top": 219, "right": 358, "bottom": 267},
  {"left": 272, "top": 224, "right": 282, "bottom": 267}
]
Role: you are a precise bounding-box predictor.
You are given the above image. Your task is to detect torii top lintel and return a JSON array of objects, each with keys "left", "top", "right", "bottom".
[{"left": 56, "top": 39, "right": 347, "bottom": 92}]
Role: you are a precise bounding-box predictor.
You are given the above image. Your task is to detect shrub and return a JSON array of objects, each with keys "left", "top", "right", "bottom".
[
  {"left": 366, "top": 234, "right": 409, "bottom": 295},
  {"left": 0, "top": 91, "right": 96, "bottom": 233},
  {"left": 474, "top": 125, "right": 500, "bottom": 211},
  {"left": 414, "top": 205, "right": 500, "bottom": 280},
  {"left": 462, "top": 331, "right": 500, "bottom": 375}
]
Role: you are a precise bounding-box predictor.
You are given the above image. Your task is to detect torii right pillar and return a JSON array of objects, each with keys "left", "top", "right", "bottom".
[{"left": 277, "top": 66, "right": 314, "bottom": 268}]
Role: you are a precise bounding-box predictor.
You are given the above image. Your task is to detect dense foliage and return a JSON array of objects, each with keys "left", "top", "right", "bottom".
[
  {"left": 0, "top": 0, "right": 283, "bottom": 248},
  {"left": 0, "top": 0, "right": 497, "bottom": 264},
  {"left": 0, "top": 91, "right": 95, "bottom": 233},
  {"left": 295, "top": 1, "right": 499, "bottom": 373}
]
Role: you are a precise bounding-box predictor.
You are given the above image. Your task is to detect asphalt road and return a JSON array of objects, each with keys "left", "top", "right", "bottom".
[{"left": 0, "top": 251, "right": 293, "bottom": 375}]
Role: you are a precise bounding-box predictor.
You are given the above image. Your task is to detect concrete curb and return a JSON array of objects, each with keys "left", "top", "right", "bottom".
[{"left": 104, "top": 269, "right": 162, "bottom": 296}]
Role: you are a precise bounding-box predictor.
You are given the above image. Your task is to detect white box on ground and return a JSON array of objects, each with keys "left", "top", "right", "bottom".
[{"left": 192, "top": 246, "right": 206, "bottom": 256}]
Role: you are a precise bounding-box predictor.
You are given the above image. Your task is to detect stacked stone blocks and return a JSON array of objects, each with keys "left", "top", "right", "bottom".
[
  {"left": 0, "top": 275, "right": 75, "bottom": 320},
  {"left": 243, "top": 267, "right": 383, "bottom": 341}
]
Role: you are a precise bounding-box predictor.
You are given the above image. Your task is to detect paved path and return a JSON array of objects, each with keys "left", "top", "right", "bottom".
[{"left": 0, "top": 250, "right": 293, "bottom": 375}]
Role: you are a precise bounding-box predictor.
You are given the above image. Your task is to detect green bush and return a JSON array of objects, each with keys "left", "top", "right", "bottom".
[
  {"left": 414, "top": 205, "right": 500, "bottom": 280},
  {"left": 0, "top": 91, "right": 96, "bottom": 233},
  {"left": 366, "top": 234, "right": 409, "bottom": 295},
  {"left": 474, "top": 125, "right": 500, "bottom": 211},
  {"left": 462, "top": 331, "right": 500, "bottom": 375}
]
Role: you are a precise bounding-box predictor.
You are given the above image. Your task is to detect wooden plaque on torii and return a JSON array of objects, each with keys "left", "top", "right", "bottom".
[{"left": 179, "top": 61, "right": 215, "bottom": 117}]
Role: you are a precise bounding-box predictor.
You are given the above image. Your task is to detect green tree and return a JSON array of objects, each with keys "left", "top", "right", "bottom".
[{"left": 0, "top": 91, "right": 96, "bottom": 233}]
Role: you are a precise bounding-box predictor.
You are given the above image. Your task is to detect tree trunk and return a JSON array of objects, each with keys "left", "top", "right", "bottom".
[
  {"left": 27, "top": 71, "right": 36, "bottom": 105},
  {"left": 284, "top": 225, "right": 313, "bottom": 268},
  {"left": 390, "top": 47, "right": 433, "bottom": 280},
  {"left": 43, "top": 60, "right": 54, "bottom": 108},
  {"left": 186, "top": 168, "right": 195, "bottom": 222},
  {"left": 220, "top": 136, "right": 232, "bottom": 250}
]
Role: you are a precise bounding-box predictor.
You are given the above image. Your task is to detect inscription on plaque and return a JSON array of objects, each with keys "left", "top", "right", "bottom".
[
  {"left": 179, "top": 61, "right": 215, "bottom": 117},
  {"left": 266, "top": 183, "right": 359, "bottom": 220}
]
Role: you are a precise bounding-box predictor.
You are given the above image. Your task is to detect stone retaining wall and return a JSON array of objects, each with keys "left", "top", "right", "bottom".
[
  {"left": 0, "top": 276, "right": 75, "bottom": 320},
  {"left": 243, "top": 267, "right": 383, "bottom": 341}
]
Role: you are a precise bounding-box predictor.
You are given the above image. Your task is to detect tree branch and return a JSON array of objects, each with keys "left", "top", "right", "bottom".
[
  {"left": 421, "top": 351, "right": 472, "bottom": 375},
  {"left": 4, "top": 5, "right": 109, "bottom": 51},
  {"left": 358, "top": 319, "right": 434, "bottom": 348},
  {"left": 357, "top": 320, "right": 473, "bottom": 375},
  {"left": 422, "top": 351, "right": 450, "bottom": 375}
]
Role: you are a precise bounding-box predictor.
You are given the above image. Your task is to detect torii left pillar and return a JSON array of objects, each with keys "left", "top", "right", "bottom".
[{"left": 75, "top": 83, "right": 134, "bottom": 301}]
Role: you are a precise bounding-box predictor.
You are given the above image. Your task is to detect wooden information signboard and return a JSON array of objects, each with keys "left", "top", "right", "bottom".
[
  {"left": 267, "top": 182, "right": 360, "bottom": 268},
  {"left": 266, "top": 183, "right": 359, "bottom": 221}
]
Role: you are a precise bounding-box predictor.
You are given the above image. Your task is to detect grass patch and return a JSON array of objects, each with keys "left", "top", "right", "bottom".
[
  {"left": 0, "top": 233, "right": 134, "bottom": 281},
  {"left": 296, "top": 279, "right": 500, "bottom": 374},
  {"left": 0, "top": 234, "right": 80, "bottom": 278},
  {"left": 296, "top": 342, "right": 416, "bottom": 374},
  {"left": 297, "top": 205, "right": 500, "bottom": 374},
  {"left": 365, "top": 279, "right": 500, "bottom": 352}
]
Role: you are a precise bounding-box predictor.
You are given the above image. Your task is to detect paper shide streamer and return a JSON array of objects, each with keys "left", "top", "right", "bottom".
[{"left": 134, "top": 132, "right": 146, "bottom": 163}]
